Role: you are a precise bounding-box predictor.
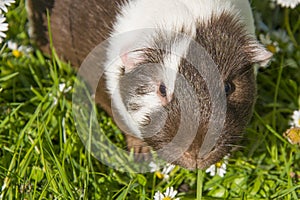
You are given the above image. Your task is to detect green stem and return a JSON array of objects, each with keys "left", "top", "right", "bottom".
[
  {"left": 197, "top": 169, "right": 204, "bottom": 200},
  {"left": 151, "top": 173, "right": 157, "bottom": 199},
  {"left": 284, "top": 8, "right": 298, "bottom": 47},
  {"left": 292, "top": 15, "right": 300, "bottom": 34},
  {"left": 272, "top": 56, "right": 284, "bottom": 128}
]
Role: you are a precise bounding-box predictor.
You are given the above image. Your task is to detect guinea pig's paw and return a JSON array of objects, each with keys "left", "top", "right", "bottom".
[{"left": 125, "top": 134, "right": 152, "bottom": 161}]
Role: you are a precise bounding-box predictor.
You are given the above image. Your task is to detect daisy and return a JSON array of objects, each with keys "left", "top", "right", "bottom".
[
  {"left": 0, "top": 14, "right": 8, "bottom": 43},
  {"left": 149, "top": 161, "right": 160, "bottom": 172},
  {"left": 154, "top": 187, "right": 180, "bottom": 200},
  {"left": 290, "top": 110, "right": 300, "bottom": 127},
  {"left": 0, "top": 0, "right": 15, "bottom": 13},
  {"left": 7, "top": 40, "right": 32, "bottom": 57},
  {"left": 205, "top": 156, "right": 228, "bottom": 177},
  {"left": 59, "top": 83, "right": 72, "bottom": 93},
  {"left": 48, "top": 83, "right": 72, "bottom": 106},
  {"left": 259, "top": 34, "right": 280, "bottom": 54},
  {"left": 149, "top": 162, "right": 175, "bottom": 180},
  {"left": 274, "top": 0, "right": 300, "bottom": 8}
]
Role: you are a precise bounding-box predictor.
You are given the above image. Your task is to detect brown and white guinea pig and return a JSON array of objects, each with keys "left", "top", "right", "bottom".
[{"left": 26, "top": 0, "right": 272, "bottom": 169}]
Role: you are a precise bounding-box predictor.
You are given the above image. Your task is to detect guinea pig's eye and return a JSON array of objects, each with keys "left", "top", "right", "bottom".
[
  {"left": 159, "top": 83, "right": 167, "bottom": 97},
  {"left": 224, "top": 81, "right": 235, "bottom": 96}
]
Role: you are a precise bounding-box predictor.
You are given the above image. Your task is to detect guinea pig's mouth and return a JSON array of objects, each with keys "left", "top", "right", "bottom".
[
  {"left": 169, "top": 136, "right": 231, "bottom": 170},
  {"left": 142, "top": 112, "right": 232, "bottom": 170}
]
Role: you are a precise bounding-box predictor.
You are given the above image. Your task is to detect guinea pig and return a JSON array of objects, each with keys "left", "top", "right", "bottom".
[{"left": 26, "top": 0, "right": 272, "bottom": 169}]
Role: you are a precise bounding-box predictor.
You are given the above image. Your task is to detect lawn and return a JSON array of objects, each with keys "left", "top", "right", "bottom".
[{"left": 0, "top": 0, "right": 300, "bottom": 199}]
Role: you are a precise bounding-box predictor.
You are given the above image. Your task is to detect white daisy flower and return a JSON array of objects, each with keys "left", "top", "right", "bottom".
[
  {"left": 7, "top": 40, "right": 33, "bottom": 57},
  {"left": 154, "top": 187, "right": 180, "bottom": 200},
  {"left": 0, "top": 14, "right": 8, "bottom": 43},
  {"left": 259, "top": 34, "right": 280, "bottom": 54},
  {"left": 205, "top": 156, "right": 228, "bottom": 177},
  {"left": 0, "top": 0, "right": 15, "bottom": 13},
  {"left": 273, "top": 0, "right": 300, "bottom": 8},
  {"left": 149, "top": 161, "right": 175, "bottom": 180},
  {"left": 59, "top": 83, "right": 72, "bottom": 93},
  {"left": 161, "top": 164, "right": 176, "bottom": 180},
  {"left": 48, "top": 83, "right": 72, "bottom": 106},
  {"left": 149, "top": 161, "right": 160, "bottom": 172},
  {"left": 290, "top": 110, "right": 300, "bottom": 127}
]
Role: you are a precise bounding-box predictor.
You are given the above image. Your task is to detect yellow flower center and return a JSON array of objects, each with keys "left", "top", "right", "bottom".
[
  {"left": 215, "top": 162, "right": 222, "bottom": 168},
  {"left": 155, "top": 171, "right": 164, "bottom": 179},
  {"left": 298, "top": 119, "right": 300, "bottom": 126},
  {"left": 162, "top": 197, "right": 172, "bottom": 200},
  {"left": 12, "top": 50, "right": 22, "bottom": 58},
  {"left": 266, "top": 44, "right": 277, "bottom": 54}
]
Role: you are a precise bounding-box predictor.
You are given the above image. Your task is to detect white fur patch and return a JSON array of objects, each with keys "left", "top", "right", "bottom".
[
  {"left": 110, "top": 87, "right": 142, "bottom": 137},
  {"left": 176, "top": 0, "right": 254, "bottom": 34},
  {"left": 129, "top": 93, "right": 162, "bottom": 125},
  {"left": 162, "top": 37, "right": 191, "bottom": 96}
]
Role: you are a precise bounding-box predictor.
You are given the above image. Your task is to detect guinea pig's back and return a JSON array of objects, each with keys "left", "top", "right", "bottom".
[
  {"left": 26, "top": 0, "right": 123, "bottom": 67},
  {"left": 26, "top": 0, "right": 125, "bottom": 115}
]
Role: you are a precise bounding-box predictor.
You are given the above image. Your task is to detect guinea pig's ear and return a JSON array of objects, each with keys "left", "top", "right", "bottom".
[
  {"left": 248, "top": 42, "right": 273, "bottom": 67},
  {"left": 120, "top": 49, "right": 145, "bottom": 73}
]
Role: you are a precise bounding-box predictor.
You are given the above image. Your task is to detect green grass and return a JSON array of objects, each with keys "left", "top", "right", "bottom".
[{"left": 0, "top": 0, "right": 300, "bottom": 199}]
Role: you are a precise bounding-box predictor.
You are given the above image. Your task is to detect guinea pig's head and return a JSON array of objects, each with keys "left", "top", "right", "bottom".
[{"left": 111, "top": 13, "right": 272, "bottom": 169}]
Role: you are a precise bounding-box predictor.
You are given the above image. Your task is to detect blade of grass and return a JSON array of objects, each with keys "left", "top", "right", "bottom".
[
  {"left": 284, "top": 8, "right": 298, "bottom": 47},
  {"left": 0, "top": 101, "right": 44, "bottom": 198},
  {"left": 272, "top": 56, "right": 284, "bottom": 128},
  {"left": 44, "top": 129, "right": 76, "bottom": 199},
  {"left": 0, "top": 72, "right": 19, "bottom": 82},
  {"left": 197, "top": 169, "right": 204, "bottom": 200}
]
